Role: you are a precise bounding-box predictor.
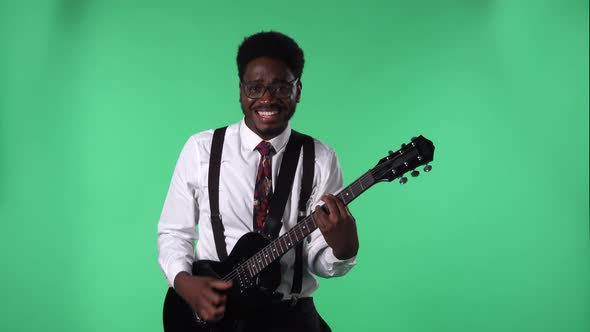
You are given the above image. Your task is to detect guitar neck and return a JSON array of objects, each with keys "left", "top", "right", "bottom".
[{"left": 241, "top": 169, "right": 377, "bottom": 278}]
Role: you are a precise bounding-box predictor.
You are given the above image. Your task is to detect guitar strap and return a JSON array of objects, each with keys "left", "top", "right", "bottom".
[{"left": 208, "top": 127, "right": 315, "bottom": 294}]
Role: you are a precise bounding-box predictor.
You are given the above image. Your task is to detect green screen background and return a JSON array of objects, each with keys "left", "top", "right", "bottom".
[{"left": 1, "top": 1, "right": 588, "bottom": 331}]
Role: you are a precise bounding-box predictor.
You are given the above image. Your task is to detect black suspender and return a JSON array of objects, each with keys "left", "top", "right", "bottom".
[
  {"left": 262, "top": 130, "right": 304, "bottom": 239},
  {"left": 208, "top": 127, "right": 228, "bottom": 261},
  {"left": 291, "top": 134, "right": 315, "bottom": 294},
  {"left": 208, "top": 127, "right": 315, "bottom": 295}
]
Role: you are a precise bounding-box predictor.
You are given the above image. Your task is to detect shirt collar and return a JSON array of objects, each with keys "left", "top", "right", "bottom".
[{"left": 239, "top": 118, "right": 292, "bottom": 153}]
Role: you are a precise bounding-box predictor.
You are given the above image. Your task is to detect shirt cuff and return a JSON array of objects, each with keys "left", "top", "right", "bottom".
[
  {"left": 166, "top": 259, "right": 193, "bottom": 289},
  {"left": 322, "top": 247, "right": 357, "bottom": 277}
]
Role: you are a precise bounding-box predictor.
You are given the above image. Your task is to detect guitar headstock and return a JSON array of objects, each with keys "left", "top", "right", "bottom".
[{"left": 371, "top": 135, "right": 435, "bottom": 184}]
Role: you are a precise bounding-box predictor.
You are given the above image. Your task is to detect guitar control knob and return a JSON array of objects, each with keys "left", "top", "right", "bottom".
[
  {"left": 399, "top": 177, "right": 408, "bottom": 184},
  {"left": 424, "top": 165, "right": 432, "bottom": 172},
  {"left": 411, "top": 170, "right": 420, "bottom": 177}
]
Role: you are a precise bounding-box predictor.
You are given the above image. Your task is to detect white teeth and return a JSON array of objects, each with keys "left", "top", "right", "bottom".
[{"left": 258, "top": 111, "right": 278, "bottom": 116}]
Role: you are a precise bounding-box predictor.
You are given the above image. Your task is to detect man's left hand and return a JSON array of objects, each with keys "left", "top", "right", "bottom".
[{"left": 315, "top": 194, "right": 359, "bottom": 260}]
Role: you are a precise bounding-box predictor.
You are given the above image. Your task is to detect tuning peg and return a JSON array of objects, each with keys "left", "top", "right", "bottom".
[
  {"left": 399, "top": 177, "right": 408, "bottom": 184},
  {"left": 411, "top": 170, "right": 420, "bottom": 177},
  {"left": 411, "top": 136, "right": 417, "bottom": 141},
  {"left": 388, "top": 150, "right": 394, "bottom": 155},
  {"left": 401, "top": 143, "right": 407, "bottom": 149},
  {"left": 423, "top": 165, "right": 432, "bottom": 172}
]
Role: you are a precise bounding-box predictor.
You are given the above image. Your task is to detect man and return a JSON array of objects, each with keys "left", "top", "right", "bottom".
[{"left": 158, "top": 31, "right": 359, "bottom": 332}]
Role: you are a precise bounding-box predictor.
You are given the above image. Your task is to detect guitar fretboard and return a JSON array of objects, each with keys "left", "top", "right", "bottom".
[{"left": 239, "top": 169, "right": 377, "bottom": 279}]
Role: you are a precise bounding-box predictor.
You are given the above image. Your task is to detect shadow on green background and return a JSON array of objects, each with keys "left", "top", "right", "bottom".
[{"left": 1, "top": 1, "right": 588, "bottom": 331}]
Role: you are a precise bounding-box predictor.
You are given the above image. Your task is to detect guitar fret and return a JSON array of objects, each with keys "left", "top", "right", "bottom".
[
  {"left": 279, "top": 238, "right": 286, "bottom": 254},
  {"left": 264, "top": 248, "right": 270, "bottom": 264},
  {"left": 264, "top": 248, "right": 271, "bottom": 263},
  {"left": 361, "top": 178, "right": 373, "bottom": 191},
  {"left": 246, "top": 262, "right": 253, "bottom": 278},
  {"left": 258, "top": 255, "right": 263, "bottom": 270},
  {"left": 251, "top": 261, "right": 257, "bottom": 275},
  {"left": 262, "top": 250, "right": 268, "bottom": 266},
  {"left": 340, "top": 188, "right": 350, "bottom": 204},
  {"left": 301, "top": 220, "right": 308, "bottom": 234},
  {"left": 353, "top": 182, "right": 361, "bottom": 195}
]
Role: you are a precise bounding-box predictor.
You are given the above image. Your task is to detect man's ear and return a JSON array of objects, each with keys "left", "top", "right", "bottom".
[{"left": 295, "top": 81, "right": 303, "bottom": 103}]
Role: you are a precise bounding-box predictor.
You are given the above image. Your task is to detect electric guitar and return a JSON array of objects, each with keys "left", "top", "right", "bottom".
[{"left": 162, "top": 135, "right": 435, "bottom": 331}]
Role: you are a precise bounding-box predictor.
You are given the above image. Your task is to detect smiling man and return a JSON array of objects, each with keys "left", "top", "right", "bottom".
[{"left": 158, "top": 31, "right": 359, "bottom": 332}]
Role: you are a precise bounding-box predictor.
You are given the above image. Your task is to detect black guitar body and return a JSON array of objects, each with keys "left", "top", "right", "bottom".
[{"left": 163, "top": 232, "right": 281, "bottom": 332}]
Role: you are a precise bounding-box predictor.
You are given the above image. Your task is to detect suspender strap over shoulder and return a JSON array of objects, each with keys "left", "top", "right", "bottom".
[
  {"left": 263, "top": 130, "right": 305, "bottom": 239},
  {"left": 291, "top": 134, "right": 315, "bottom": 295},
  {"left": 208, "top": 127, "right": 228, "bottom": 261}
]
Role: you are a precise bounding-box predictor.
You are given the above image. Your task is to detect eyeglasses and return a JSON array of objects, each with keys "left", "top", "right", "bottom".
[{"left": 241, "top": 77, "right": 299, "bottom": 99}]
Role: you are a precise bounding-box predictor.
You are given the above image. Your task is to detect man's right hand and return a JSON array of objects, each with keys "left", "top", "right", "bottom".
[{"left": 173, "top": 271, "right": 234, "bottom": 322}]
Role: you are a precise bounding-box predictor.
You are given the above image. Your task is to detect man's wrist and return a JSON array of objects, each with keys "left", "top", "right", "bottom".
[
  {"left": 333, "top": 248, "right": 357, "bottom": 260},
  {"left": 173, "top": 271, "right": 192, "bottom": 291}
]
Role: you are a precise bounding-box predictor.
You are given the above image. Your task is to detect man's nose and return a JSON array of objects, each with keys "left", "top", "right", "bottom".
[{"left": 259, "top": 87, "right": 275, "bottom": 102}]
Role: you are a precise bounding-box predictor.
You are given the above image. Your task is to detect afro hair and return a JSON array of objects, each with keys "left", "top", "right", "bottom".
[{"left": 237, "top": 31, "right": 305, "bottom": 80}]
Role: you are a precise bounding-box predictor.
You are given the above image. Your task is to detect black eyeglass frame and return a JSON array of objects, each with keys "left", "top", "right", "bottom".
[{"left": 240, "top": 77, "right": 300, "bottom": 99}]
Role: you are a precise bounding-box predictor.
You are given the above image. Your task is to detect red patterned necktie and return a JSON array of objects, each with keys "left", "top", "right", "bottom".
[{"left": 253, "top": 141, "right": 274, "bottom": 230}]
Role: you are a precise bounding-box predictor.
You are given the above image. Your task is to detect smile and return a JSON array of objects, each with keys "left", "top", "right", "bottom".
[
  {"left": 256, "top": 110, "right": 279, "bottom": 117},
  {"left": 255, "top": 109, "right": 282, "bottom": 122}
]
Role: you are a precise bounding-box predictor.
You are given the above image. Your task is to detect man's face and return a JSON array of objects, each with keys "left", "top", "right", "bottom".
[{"left": 240, "top": 57, "right": 301, "bottom": 140}]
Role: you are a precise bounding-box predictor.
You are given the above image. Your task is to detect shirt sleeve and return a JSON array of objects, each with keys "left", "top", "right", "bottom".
[
  {"left": 157, "top": 136, "right": 200, "bottom": 288},
  {"left": 305, "top": 147, "right": 357, "bottom": 278}
]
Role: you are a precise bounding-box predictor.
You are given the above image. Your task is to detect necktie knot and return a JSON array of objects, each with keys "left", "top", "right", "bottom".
[{"left": 255, "top": 141, "right": 273, "bottom": 156}]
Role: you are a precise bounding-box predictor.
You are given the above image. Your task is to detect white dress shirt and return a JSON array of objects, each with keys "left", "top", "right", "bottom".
[{"left": 157, "top": 119, "right": 356, "bottom": 299}]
